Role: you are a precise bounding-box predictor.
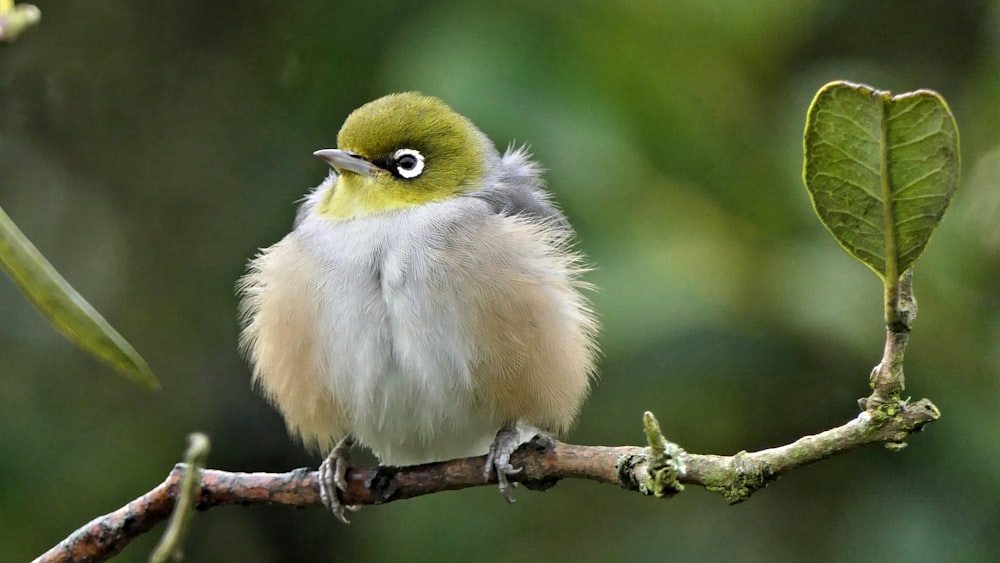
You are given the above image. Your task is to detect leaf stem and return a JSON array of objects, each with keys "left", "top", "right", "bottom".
[
  {"left": 870, "top": 269, "right": 915, "bottom": 401},
  {"left": 878, "top": 91, "right": 901, "bottom": 324}
]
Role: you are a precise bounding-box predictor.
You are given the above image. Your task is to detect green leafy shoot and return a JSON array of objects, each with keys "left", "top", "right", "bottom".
[
  {"left": 0, "top": 205, "right": 159, "bottom": 389},
  {"left": 0, "top": 0, "right": 41, "bottom": 43},
  {"left": 803, "top": 81, "right": 960, "bottom": 285}
]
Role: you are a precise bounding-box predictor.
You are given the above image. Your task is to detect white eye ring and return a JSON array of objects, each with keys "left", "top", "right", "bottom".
[{"left": 393, "top": 148, "right": 425, "bottom": 179}]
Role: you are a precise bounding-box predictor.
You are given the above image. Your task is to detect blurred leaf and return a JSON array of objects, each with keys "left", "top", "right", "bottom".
[
  {"left": 803, "top": 81, "right": 960, "bottom": 281},
  {"left": 0, "top": 204, "right": 159, "bottom": 389},
  {"left": 0, "top": 2, "right": 41, "bottom": 43}
]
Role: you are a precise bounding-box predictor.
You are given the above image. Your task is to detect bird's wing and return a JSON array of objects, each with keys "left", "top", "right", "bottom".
[{"left": 467, "top": 145, "right": 571, "bottom": 229}]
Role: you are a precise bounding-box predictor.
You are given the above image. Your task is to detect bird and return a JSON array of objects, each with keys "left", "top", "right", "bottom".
[{"left": 238, "top": 92, "right": 599, "bottom": 521}]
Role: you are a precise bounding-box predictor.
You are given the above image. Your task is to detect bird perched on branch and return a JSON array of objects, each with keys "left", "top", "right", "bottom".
[{"left": 239, "top": 92, "right": 599, "bottom": 521}]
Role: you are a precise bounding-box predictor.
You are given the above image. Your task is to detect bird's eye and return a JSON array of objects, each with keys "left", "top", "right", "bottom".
[{"left": 392, "top": 148, "right": 425, "bottom": 179}]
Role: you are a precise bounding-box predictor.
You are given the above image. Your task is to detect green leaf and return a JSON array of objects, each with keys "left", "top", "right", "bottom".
[
  {"left": 803, "top": 81, "right": 960, "bottom": 281},
  {"left": 0, "top": 205, "right": 159, "bottom": 389},
  {"left": 0, "top": 2, "right": 42, "bottom": 44}
]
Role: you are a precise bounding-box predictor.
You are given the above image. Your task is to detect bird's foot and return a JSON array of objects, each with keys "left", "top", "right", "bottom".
[
  {"left": 484, "top": 423, "right": 524, "bottom": 503},
  {"left": 319, "top": 436, "right": 360, "bottom": 523}
]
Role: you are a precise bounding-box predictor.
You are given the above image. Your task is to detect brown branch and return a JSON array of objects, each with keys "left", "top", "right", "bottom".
[
  {"left": 36, "top": 271, "right": 940, "bottom": 562},
  {"left": 21, "top": 252, "right": 935, "bottom": 559},
  {"left": 35, "top": 397, "right": 939, "bottom": 563}
]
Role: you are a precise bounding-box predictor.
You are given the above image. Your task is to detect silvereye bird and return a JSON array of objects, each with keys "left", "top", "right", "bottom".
[{"left": 239, "top": 92, "right": 599, "bottom": 521}]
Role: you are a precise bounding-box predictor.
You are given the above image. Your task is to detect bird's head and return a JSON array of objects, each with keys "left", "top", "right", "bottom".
[{"left": 314, "top": 92, "right": 491, "bottom": 221}]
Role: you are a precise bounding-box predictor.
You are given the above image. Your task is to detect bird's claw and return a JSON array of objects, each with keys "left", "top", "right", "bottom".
[
  {"left": 319, "top": 436, "right": 359, "bottom": 523},
  {"left": 484, "top": 424, "right": 525, "bottom": 503}
]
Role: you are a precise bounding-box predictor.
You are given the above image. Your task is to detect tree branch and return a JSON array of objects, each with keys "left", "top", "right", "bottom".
[
  {"left": 35, "top": 396, "right": 939, "bottom": 563},
  {"left": 35, "top": 271, "right": 941, "bottom": 563}
]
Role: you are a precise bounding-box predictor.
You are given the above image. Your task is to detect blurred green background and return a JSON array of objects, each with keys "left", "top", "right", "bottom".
[{"left": 2, "top": 0, "right": 998, "bottom": 561}]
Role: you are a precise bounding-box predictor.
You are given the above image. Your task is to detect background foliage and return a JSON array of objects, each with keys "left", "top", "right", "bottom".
[{"left": 2, "top": 1, "right": 998, "bottom": 561}]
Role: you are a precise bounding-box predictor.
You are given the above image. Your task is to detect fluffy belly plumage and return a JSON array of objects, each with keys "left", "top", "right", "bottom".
[{"left": 241, "top": 196, "right": 596, "bottom": 465}]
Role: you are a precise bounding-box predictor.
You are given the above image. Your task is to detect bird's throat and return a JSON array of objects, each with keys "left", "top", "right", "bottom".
[{"left": 316, "top": 174, "right": 454, "bottom": 221}]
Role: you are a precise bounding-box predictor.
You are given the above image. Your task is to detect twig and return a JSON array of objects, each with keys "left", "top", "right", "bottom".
[
  {"left": 34, "top": 396, "right": 939, "bottom": 563},
  {"left": 34, "top": 270, "right": 939, "bottom": 562},
  {"left": 867, "top": 269, "right": 916, "bottom": 407}
]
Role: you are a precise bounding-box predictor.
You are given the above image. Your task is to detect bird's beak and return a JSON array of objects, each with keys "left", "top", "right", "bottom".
[{"left": 313, "top": 149, "right": 380, "bottom": 177}]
